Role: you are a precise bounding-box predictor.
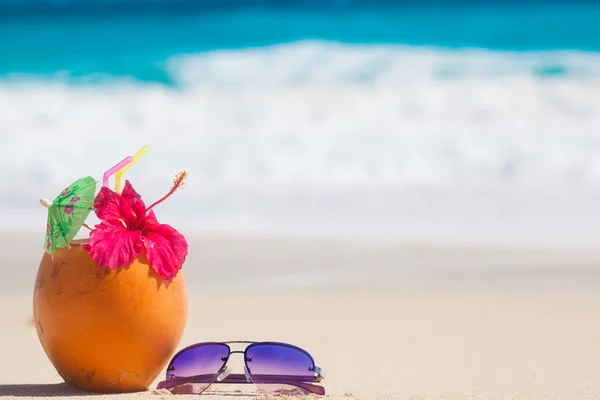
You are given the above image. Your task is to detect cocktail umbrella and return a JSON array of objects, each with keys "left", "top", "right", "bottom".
[{"left": 40, "top": 176, "right": 97, "bottom": 255}]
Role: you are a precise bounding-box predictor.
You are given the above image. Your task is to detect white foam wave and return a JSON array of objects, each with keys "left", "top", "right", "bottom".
[
  {"left": 2, "top": 41, "right": 600, "bottom": 244},
  {"left": 166, "top": 41, "right": 600, "bottom": 87}
]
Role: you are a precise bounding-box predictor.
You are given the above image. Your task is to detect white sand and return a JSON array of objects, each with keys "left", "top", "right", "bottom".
[{"left": 1, "top": 234, "right": 600, "bottom": 399}]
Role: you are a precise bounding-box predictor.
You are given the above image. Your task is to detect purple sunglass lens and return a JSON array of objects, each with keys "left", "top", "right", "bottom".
[
  {"left": 245, "top": 343, "right": 316, "bottom": 396},
  {"left": 163, "top": 343, "right": 230, "bottom": 394}
]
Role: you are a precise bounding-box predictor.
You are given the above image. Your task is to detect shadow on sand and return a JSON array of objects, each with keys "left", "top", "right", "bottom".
[
  {"left": 0, "top": 383, "right": 94, "bottom": 397},
  {"left": 0, "top": 384, "right": 258, "bottom": 397}
]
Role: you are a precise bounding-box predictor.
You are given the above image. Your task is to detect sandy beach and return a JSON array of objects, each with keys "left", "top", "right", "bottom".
[{"left": 1, "top": 234, "right": 600, "bottom": 400}]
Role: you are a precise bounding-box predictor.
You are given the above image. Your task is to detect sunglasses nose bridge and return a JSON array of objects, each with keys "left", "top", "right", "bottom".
[{"left": 243, "top": 364, "right": 252, "bottom": 383}]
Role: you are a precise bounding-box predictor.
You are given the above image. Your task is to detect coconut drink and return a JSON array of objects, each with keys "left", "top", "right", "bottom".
[{"left": 33, "top": 149, "right": 189, "bottom": 393}]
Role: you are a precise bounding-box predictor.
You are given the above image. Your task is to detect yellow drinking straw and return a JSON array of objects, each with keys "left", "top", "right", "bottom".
[{"left": 114, "top": 145, "right": 150, "bottom": 193}]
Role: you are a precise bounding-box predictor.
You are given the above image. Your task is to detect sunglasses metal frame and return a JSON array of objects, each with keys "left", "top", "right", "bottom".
[{"left": 156, "top": 341, "right": 325, "bottom": 395}]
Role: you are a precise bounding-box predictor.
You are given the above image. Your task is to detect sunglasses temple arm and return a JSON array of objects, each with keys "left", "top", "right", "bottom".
[
  {"left": 224, "top": 374, "right": 325, "bottom": 395},
  {"left": 157, "top": 373, "right": 325, "bottom": 395},
  {"left": 156, "top": 373, "right": 215, "bottom": 390}
]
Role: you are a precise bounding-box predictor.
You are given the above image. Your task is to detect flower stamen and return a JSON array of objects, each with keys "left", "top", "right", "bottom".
[
  {"left": 133, "top": 172, "right": 187, "bottom": 230},
  {"left": 145, "top": 171, "right": 187, "bottom": 212}
]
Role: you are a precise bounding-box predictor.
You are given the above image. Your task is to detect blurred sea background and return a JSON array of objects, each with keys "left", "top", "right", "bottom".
[{"left": 2, "top": 0, "right": 600, "bottom": 291}]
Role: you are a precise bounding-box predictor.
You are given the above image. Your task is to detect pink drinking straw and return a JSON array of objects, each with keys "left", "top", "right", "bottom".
[{"left": 103, "top": 156, "right": 133, "bottom": 187}]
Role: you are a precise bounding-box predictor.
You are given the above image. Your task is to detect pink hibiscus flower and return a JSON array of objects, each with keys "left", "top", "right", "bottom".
[
  {"left": 64, "top": 204, "right": 75, "bottom": 214},
  {"left": 83, "top": 173, "right": 188, "bottom": 280}
]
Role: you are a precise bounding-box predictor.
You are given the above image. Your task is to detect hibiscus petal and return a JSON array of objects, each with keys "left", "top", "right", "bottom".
[
  {"left": 143, "top": 224, "right": 188, "bottom": 280},
  {"left": 121, "top": 180, "right": 148, "bottom": 220},
  {"left": 143, "top": 209, "right": 159, "bottom": 227},
  {"left": 83, "top": 221, "right": 143, "bottom": 269},
  {"left": 93, "top": 186, "right": 137, "bottom": 226}
]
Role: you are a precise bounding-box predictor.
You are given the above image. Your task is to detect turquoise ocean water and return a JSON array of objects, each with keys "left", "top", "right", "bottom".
[{"left": 2, "top": 1, "right": 600, "bottom": 84}]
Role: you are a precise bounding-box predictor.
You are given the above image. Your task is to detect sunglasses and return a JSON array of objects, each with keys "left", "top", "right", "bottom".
[{"left": 156, "top": 341, "right": 325, "bottom": 396}]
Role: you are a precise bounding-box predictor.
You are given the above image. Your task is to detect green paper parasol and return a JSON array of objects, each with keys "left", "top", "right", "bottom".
[{"left": 40, "top": 176, "right": 97, "bottom": 255}]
